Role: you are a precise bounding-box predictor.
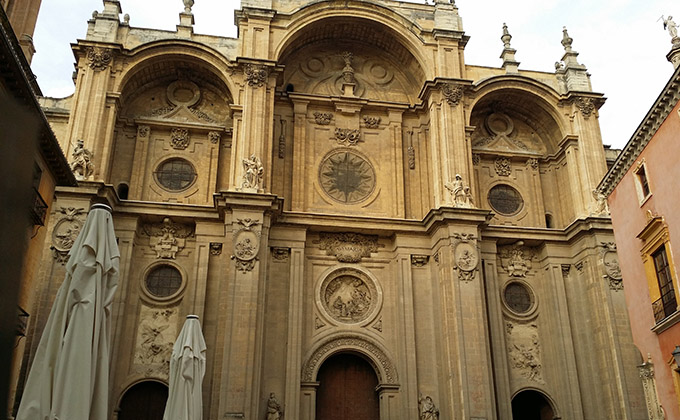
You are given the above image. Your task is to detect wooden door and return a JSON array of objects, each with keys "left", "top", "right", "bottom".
[
  {"left": 316, "top": 353, "right": 380, "bottom": 420},
  {"left": 118, "top": 381, "right": 168, "bottom": 420}
]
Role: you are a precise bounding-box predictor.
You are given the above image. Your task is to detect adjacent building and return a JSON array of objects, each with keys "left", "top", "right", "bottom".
[
  {"left": 601, "top": 29, "right": 680, "bottom": 420},
  {"left": 17, "top": 1, "right": 650, "bottom": 419}
]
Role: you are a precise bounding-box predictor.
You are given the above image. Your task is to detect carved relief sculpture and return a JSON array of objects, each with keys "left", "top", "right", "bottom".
[
  {"left": 494, "top": 157, "right": 511, "bottom": 176},
  {"left": 362, "top": 116, "right": 381, "bottom": 128},
  {"left": 445, "top": 174, "right": 475, "bottom": 208},
  {"left": 499, "top": 241, "right": 533, "bottom": 277},
  {"left": 271, "top": 247, "right": 290, "bottom": 261},
  {"left": 418, "top": 394, "right": 440, "bottom": 420},
  {"left": 208, "top": 131, "right": 221, "bottom": 144},
  {"left": 315, "top": 232, "right": 382, "bottom": 263},
  {"left": 133, "top": 307, "right": 178, "bottom": 378},
  {"left": 441, "top": 83, "right": 463, "bottom": 107},
  {"left": 591, "top": 189, "right": 610, "bottom": 215},
  {"left": 137, "top": 125, "right": 150, "bottom": 138},
  {"left": 411, "top": 255, "right": 430, "bottom": 267},
  {"left": 51, "top": 207, "right": 87, "bottom": 264},
  {"left": 244, "top": 64, "right": 269, "bottom": 88},
  {"left": 323, "top": 275, "right": 373, "bottom": 323},
  {"left": 313, "top": 111, "right": 333, "bottom": 125},
  {"left": 142, "top": 218, "right": 193, "bottom": 259},
  {"left": 266, "top": 393, "right": 282, "bottom": 420},
  {"left": 170, "top": 128, "right": 190, "bottom": 150},
  {"left": 231, "top": 218, "right": 261, "bottom": 273},
  {"left": 506, "top": 322, "right": 544, "bottom": 384},
  {"left": 86, "top": 47, "right": 112, "bottom": 71},
  {"left": 599, "top": 242, "right": 623, "bottom": 290},
  {"left": 210, "top": 243, "right": 223, "bottom": 256},
  {"left": 527, "top": 158, "right": 539, "bottom": 170},
  {"left": 333, "top": 128, "right": 362, "bottom": 146},
  {"left": 452, "top": 233, "right": 478, "bottom": 282},
  {"left": 70, "top": 139, "right": 94, "bottom": 180},
  {"left": 241, "top": 154, "right": 264, "bottom": 191},
  {"left": 576, "top": 97, "right": 595, "bottom": 119}
]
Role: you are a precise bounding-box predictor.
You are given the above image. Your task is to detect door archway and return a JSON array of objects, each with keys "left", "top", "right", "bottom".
[
  {"left": 118, "top": 380, "right": 168, "bottom": 420},
  {"left": 316, "top": 352, "right": 380, "bottom": 420},
  {"left": 511, "top": 389, "right": 555, "bottom": 420}
]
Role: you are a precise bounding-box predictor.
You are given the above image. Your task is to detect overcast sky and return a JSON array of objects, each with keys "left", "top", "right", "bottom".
[{"left": 32, "top": 0, "right": 676, "bottom": 149}]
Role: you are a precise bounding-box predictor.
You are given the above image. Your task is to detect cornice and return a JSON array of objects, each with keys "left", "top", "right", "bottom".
[{"left": 599, "top": 66, "right": 680, "bottom": 196}]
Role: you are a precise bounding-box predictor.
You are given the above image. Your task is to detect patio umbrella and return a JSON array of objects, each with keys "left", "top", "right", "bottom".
[
  {"left": 163, "top": 315, "right": 207, "bottom": 420},
  {"left": 16, "top": 203, "right": 119, "bottom": 420}
]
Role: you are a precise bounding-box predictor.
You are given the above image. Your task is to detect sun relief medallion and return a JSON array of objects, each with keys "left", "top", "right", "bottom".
[
  {"left": 319, "top": 151, "right": 376, "bottom": 204},
  {"left": 319, "top": 268, "right": 380, "bottom": 325}
]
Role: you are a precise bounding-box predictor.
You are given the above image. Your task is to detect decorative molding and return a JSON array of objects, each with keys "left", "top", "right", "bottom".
[
  {"left": 315, "top": 232, "right": 382, "bottom": 263},
  {"left": 561, "top": 264, "right": 571, "bottom": 276},
  {"left": 441, "top": 83, "right": 463, "bottom": 107},
  {"left": 599, "top": 242, "right": 623, "bottom": 291},
  {"left": 527, "top": 158, "right": 539, "bottom": 170},
  {"left": 301, "top": 335, "right": 398, "bottom": 383},
  {"left": 50, "top": 207, "right": 87, "bottom": 265},
  {"left": 278, "top": 119, "right": 286, "bottom": 158},
  {"left": 70, "top": 139, "right": 94, "bottom": 180},
  {"left": 494, "top": 157, "right": 511, "bottom": 176},
  {"left": 408, "top": 146, "right": 416, "bottom": 170},
  {"left": 372, "top": 317, "right": 383, "bottom": 333},
  {"left": 244, "top": 64, "right": 269, "bottom": 88},
  {"left": 170, "top": 127, "right": 190, "bottom": 150},
  {"left": 142, "top": 218, "right": 193, "bottom": 259},
  {"left": 411, "top": 255, "right": 430, "bottom": 267},
  {"left": 433, "top": 253, "right": 440, "bottom": 264},
  {"left": 137, "top": 125, "right": 150, "bottom": 138},
  {"left": 210, "top": 242, "right": 223, "bottom": 256},
  {"left": 333, "top": 128, "right": 362, "bottom": 146},
  {"left": 208, "top": 131, "right": 221, "bottom": 144},
  {"left": 575, "top": 260, "right": 585, "bottom": 273},
  {"left": 271, "top": 247, "right": 290, "bottom": 261},
  {"left": 313, "top": 111, "right": 333, "bottom": 125},
  {"left": 314, "top": 315, "right": 326, "bottom": 330},
  {"left": 362, "top": 116, "right": 381, "bottom": 128},
  {"left": 638, "top": 357, "right": 665, "bottom": 420},
  {"left": 86, "top": 47, "right": 112, "bottom": 71},
  {"left": 575, "top": 97, "right": 595, "bottom": 119},
  {"left": 472, "top": 153, "right": 481, "bottom": 165},
  {"left": 499, "top": 241, "right": 534, "bottom": 278}
]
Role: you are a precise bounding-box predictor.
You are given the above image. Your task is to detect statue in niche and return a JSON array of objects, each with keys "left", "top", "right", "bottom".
[
  {"left": 70, "top": 139, "right": 94, "bottom": 180},
  {"left": 445, "top": 174, "right": 474, "bottom": 208},
  {"left": 242, "top": 154, "right": 264, "bottom": 190},
  {"left": 418, "top": 394, "right": 439, "bottom": 420},
  {"left": 266, "top": 393, "right": 282, "bottom": 420}
]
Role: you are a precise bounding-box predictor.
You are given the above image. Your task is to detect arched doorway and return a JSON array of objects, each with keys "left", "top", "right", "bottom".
[
  {"left": 316, "top": 353, "right": 380, "bottom": 420},
  {"left": 511, "top": 389, "right": 555, "bottom": 420},
  {"left": 118, "top": 381, "right": 168, "bottom": 420}
]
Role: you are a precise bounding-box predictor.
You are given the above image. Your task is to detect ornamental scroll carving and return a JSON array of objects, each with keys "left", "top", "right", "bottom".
[
  {"left": 301, "top": 335, "right": 398, "bottom": 384},
  {"left": 133, "top": 306, "right": 178, "bottom": 378},
  {"left": 170, "top": 128, "right": 190, "bottom": 150},
  {"left": 51, "top": 207, "right": 87, "bottom": 264},
  {"left": 244, "top": 64, "right": 269, "bottom": 88},
  {"left": 86, "top": 47, "right": 112, "bottom": 71},
  {"left": 575, "top": 97, "right": 595, "bottom": 119},
  {"left": 315, "top": 232, "right": 382, "bottom": 263},
  {"left": 362, "top": 116, "right": 381, "bottom": 128},
  {"left": 499, "top": 241, "right": 534, "bottom": 278},
  {"left": 638, "top": 356, "right": 665, "bottom": 420},
  {"left": 495, "top": 157, "right": 511, "bottom": 176},
  {"left": 142, "top": 218, "right": 193, "bottom": 259},
  {"left": 452, "top": 233, "right": 478, "bottom": 282},
  {"left": 441, "top": 83, "right": 464, "bottom": 107},
  {"left": 599, "top": 242, "right": 623, "bottom": 290},
  {"left": 313, "top": 112, "right": 333, "bottom": 125},
  {"left": 506, "top": 322, "right": 544, "bottom": 384},
  {"left": 231, "top": 218, "right": 262, "bottom": 272},
  {"left": 333, "top": 128, "right": 362, "bottom": 146}
]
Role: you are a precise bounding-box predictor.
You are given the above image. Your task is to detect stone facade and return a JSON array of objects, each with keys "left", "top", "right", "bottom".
[{"left": 19, "top": 1, "right": 648, "bottom": 419}]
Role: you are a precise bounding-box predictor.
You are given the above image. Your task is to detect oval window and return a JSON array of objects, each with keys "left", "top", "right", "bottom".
[{"left": 488, "top": 184, "right": 523, "bottom": 215}]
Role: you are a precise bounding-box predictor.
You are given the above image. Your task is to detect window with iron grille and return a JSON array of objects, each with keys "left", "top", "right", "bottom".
[{"left": 652, "top": 245, "right": 677, "bottom": 323}]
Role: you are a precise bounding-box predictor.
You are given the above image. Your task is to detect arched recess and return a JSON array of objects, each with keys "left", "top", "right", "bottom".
[
  {"left": 275, "top": 1, "right": 431, "bottom": 81},
  {"left": 511, "top": 388, "right": 559, "bottom": 420},
  {"left": 301, "top": 334, "right": 399, "bottom": 385},
  {"left": 116, "top": 379, "right": 168, "bottom": 420}
]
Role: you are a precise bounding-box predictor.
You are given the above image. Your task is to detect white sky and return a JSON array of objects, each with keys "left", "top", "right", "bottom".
[{"left": 32, "top": 0, "right": 676, "bottom": 149}]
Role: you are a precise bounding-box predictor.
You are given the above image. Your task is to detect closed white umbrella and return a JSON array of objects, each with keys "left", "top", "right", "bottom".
[
  {"left": 16, "top": 203, "right": 119, "bottom": 420},
  {"left": 163, "top": 315, "right": 207, "bottom": 420}
]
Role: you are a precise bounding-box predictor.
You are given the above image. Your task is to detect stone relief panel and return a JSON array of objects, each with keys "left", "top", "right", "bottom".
[
  {"left": 318, "top": 267, "right": 379, "bottom": 324},
  {"left": 315, "top": 232, "right": 382, "bottom": 263},
  {"left": 505, "top": 322, "right": 544, "bottom": 384},
  {"left": 318, "top": 151, "right": 376, "bottom": 204},
  {"left": 231, "top": 218, "right": 262, "bottom": 272},
  {"left": 452, "top": 233, "right": 479, "bottom": 282},
  {"left": 499, "top": 241, "right": 534, "bottom": 278},
  {"left": 51, "top": 207, "right": 87, "bottom": 265},
  {"left": 86, "top": 47, "right": 112, "bottom": 71},
  {"left": 142, "top": 218, "right": 194, "bottom": 259},
  {"left": 133, "top": 306, "right": 179, "bottom": 378},
  {"left": 599, "top": 242, "right": 623, "bottom": 291}
]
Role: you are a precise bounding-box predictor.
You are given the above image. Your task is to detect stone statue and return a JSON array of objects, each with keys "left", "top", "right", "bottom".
[
  {"left": 418, "top": 394, "right": 439, "bottom": 420},
  {"left": 662, "top": 15, "right": 678, "bottom": 40},
  {"left": 70, "top": 139, "right": 94, "bottom": 180},
  {"left": 445, "top": 174, "right": 474, "bottom": 208},
  {"left": 183, "top": 0, "right": 194, "bottom": 13},
  {"left": 341, "top": 51, "right": 355, "bottom": 84},
  {"left": 266, "top": 393, "right": 282, "bottom": 420},
  {"left": 242, "top": 154, "right": 264, "bottom": 190},
  {"left": 591, "top": 189, "right": 609, "bottom": 215}
]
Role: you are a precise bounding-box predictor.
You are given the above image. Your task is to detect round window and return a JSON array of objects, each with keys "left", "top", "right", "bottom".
[
  {"left": 145, "top": 265, "right": 182, "bottom": 298},
  {"left": 318, "top": 151, "right": 376, "bottom": 204},
  {"left": 154, "top": 158, "right": 196, "bottom": 191},
  {"left": 503, "top": 282, "right": 533, "bottom": 314},
  {"left": 488, "top": 184, "right": 523, "bottom": 215}
]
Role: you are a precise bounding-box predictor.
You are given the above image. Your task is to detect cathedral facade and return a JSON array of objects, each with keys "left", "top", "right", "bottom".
[{"left": 23, "top": 0, "right": 649, "bottom": 419}]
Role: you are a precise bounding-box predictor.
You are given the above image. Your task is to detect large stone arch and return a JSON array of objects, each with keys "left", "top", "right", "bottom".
[
  {"left": 511, "top": 387, "right": 561, "bottom": 419},
  {"left": 274, "top": 1, "right": 431, "bottom": 81},
  {"left": 301, "top": 334, "right": 399, "bottom": 385}
]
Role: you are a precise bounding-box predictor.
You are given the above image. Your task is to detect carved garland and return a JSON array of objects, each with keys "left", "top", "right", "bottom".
[
  {"left": 244, "top": 64, "right": 269, "bottom": 88},
  {"left": 301, "top": 335, "right": 398, "bottom": 384},
  {"left": 86, "top": 47, "right": 112, "bottom": 71}
]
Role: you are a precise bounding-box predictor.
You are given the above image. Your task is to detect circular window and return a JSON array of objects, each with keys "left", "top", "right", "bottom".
[
  {"left": 488, "top": 184, "right": 523, "bottom": 215},
  {"left": 503, "top": 282, "right": 533, "bottom": 314},
  {"left": 154, "top": 158, "right": 196, "bottom": 191},
  {"left": 145, "top": 265, "right": 182, "bottom": 298},
  {"left": 319, "top": 151, "right": 376, "bottom": 204}
]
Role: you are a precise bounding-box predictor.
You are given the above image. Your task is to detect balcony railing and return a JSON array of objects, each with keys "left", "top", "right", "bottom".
[
  {"left": 30, "top": 187, "right": 47, "bottom": 226},
  {"left": 652, "top": 291, "right": 678, "bottom": 324}
]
